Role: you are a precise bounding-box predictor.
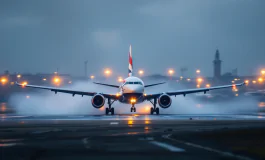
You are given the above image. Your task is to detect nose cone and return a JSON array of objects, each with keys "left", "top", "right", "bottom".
[{"left": 123, "top": 85, "right": 144, "bottom": 93}]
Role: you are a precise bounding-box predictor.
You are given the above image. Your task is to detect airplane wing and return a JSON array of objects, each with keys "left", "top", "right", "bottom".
[
  {"left": 93, "top": 82, "right": 120, "bottom": 88},
  {"left": 144, "top": 82, "right": 166, "bottom": 88},
  {"left": 15, "top": 82, "right": 118, "bottom": 99},
  {"left": 145, "top": 82, "right": 245, "bottom": 100}
]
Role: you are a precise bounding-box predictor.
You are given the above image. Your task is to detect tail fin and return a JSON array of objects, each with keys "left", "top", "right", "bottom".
[{"left": 128, "top": 44, "right": 133, "bottom": 77}]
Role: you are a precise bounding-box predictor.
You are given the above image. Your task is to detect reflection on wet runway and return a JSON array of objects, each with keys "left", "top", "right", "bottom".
[{"left": 1, "top": 113, "right": 265, "bottom": 121}]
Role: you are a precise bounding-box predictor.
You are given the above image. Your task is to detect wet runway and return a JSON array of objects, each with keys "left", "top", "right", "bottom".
[{"left": 1, "top": 113, "right": 265, "bottom": 160}]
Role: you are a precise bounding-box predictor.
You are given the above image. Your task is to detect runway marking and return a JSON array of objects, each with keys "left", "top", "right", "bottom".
[
  {"left": 138, "top": 137, "right": 154, "bottom": 141},
  {"left": 149, "top": 141, "right": 185, "bottom": 152},
  {"left": 162, "top": 134, "right": 253, "bottom": 160},
  {"left": 110, "top": 122, "right": 119, "bottom": 125},
  {"left": 31, "top": 129, "right": 62, "bottom": 134}
]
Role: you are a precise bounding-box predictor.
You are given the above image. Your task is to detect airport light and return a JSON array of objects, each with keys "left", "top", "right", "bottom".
[
  {"left": 196, "top": 69, "right": 201, "bottom": 74},
  {"left": 43, "top": 78, "right": 47, "bottom": 81},
  {"left": 196, "top": 84, "right": 200, "bottom": 88},
  {"left": 17, "top": 74, "right": 21, "bottom": 78},
  {"left": 138, "top": 70, "right": 144, "bottom": 76},
  {"left": 104, "top": 68, "right": 112, "bottom": 77},
  {"left": 54, "top": 78, "right": 60, "bottom": 83},
  {"left": 26, "top": 95, "right": 30, "bottom": 99},
  {"left": 206, "top": 84, "right": 210, "bottom": 88},
  {"left": 53, "top": 76, "right": 61, "bottom": 86},
  {"left": 197, "top": 78, "right": 203, "bottom": 83},
  {"left": 245, "top": 80, "right": 249, "bottom": 84},
  {"left": 180, "top": 76, "right": 183, "bottom": 80},
  {"left": 187, "top": 78, "right": 191, "bottom": 82},
  {"left": 252, "top": 80, "right": 257, "bottom": 84},
  {"left": 68, "top": 81, "right": 72, "bottom": 84},
  {"left": 1, "top": 77, "right": 8, "bottom": 85},
  {"left": 54, "top": 72, "right": 58, "bottom": 74},
  {"left": 261, "top": 70, "right": 265, "bottom": 75},
  {"left": 118, "top": 77, "right": 123, "bottom": 83},
  {"left": 168, "top": 69, "right": 174, "bottom": 75},
  {"left": 90, "top": 75, "right": 95, "bottom": 80},
  {"left": 258, "top": 77, "right": 263, "bottom": 83}
]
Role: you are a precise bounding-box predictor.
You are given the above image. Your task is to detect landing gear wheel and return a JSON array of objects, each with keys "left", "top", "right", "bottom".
[
  {"left": 133, "top": 108, "right": 136, "bottom": 112},
  {"left": 111, "top": 108, "right": 114, "bottom": 115},
  {"left": 155, "top": 108, "right": 159, "bottom": 115},
  {"left": 150, "top": 107, "right": 154, "bottom": 115},
  {"left": 130, "top": 108, "right": 133, "bottom": 112},
  {"left": 105, "top": 108, "right": 109, "bottom": 115}
]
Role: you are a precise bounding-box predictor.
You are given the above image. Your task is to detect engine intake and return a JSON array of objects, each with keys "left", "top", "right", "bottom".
[
  {"left": 91, "top": 94, "right": 105, "bottom": 108},
  {"left": 158, "top": 94, "right": 172, "bottom": 108}
]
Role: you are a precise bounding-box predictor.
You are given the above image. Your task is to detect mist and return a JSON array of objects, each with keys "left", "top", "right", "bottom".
[{"left": 8, "top": 80, "right": 259, "bottom": 115}]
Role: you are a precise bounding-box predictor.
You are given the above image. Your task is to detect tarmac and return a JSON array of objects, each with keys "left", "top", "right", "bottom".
[{"left": 1, "top": 113, "right": 265, "bottom": 160}]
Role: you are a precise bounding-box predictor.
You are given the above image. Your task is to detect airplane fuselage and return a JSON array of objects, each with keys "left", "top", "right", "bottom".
[{"left": 118, "top": 76, "right": 145, "bottom": 104}]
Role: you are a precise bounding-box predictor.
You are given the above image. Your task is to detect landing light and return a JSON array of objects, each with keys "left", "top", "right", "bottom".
[{"left": 130, "top": 99, "right": 136, "bottom": 103}]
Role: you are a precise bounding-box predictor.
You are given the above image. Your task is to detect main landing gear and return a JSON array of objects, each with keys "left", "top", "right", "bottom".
[
  {"left": 130, "top": 104, "right": 136, "bottom": 112},
  {"left": 106, "top": 98, "right": 115, "bottom": 115},
  {"left": 149, "top": 98, "right": 159, "bottom": 115}
]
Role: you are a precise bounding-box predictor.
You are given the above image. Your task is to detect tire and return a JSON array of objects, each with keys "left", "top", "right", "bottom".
[
  {"left": 134, "top": 108, "right": 136, "bottom": 112},
  {"left": 156, "top": 108, "right": 159, "bottom": 115},
  {"left": 150, "top": 107, "right": 154, "bottom": 115},
  {"left": 111, "top": 108, "right": 114, "bottom": 115},
  {"left": 130, "top": 108, "right": 133, "bottom": 112},
  {"left": 105, "top": 108, "right": 109, "bottom": 115}
]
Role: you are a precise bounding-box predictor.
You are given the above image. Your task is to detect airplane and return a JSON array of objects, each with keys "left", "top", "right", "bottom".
[{"left": 16, "top": 45, "right": 245, "bottom": 115}]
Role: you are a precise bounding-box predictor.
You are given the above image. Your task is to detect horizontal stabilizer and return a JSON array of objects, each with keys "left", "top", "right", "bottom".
[
  {"left": 144, "top": 82, "right": 166, "bottom": 88},
  {"left": 93, "top": 82, "right": 120, "bottom": 88}
]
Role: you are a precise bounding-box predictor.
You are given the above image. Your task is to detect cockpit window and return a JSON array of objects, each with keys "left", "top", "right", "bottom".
[
  {"left": 124, "top": 81, "right": 143, "bottom": 85},
  {"left": 134, "top": 81, "right": 143, "bottom": 85}
]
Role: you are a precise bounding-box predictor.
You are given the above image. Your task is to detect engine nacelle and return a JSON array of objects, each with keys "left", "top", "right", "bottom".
[
  {"left": 158, "top": 94, "right": 172, "bottom": 108},
  {"left": 91, "top": 94, "right": 105, "bottom": 108}
]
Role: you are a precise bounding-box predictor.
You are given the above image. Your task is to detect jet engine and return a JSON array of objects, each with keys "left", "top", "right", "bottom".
[
  {"left": 91, "top": 94, "right": 105, "bottom": 108},
  {"left": 158, "top": 94, "right": 172, "bottom": 108}
]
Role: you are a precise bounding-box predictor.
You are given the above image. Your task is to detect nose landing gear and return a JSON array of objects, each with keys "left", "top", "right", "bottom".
[
  {"left": 130, "top": 104, "right": 136, "bottom": 112},
  {"left": 149, "top": 98, "right": 159, "bottom": 115}
]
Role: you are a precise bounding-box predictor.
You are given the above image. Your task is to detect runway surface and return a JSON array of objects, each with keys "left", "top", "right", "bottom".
[{"left": 1, "top": 113, "right": 265, "bottom": 160}]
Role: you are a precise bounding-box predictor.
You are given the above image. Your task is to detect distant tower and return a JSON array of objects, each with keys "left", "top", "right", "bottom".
[{"left": 213, "top": 49, "right": 222, "bottom": 79}]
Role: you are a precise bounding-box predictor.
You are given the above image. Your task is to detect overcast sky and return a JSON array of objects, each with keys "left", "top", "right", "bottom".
[{"left": 0, "top": 0, "right": 265, "bottom": 77}]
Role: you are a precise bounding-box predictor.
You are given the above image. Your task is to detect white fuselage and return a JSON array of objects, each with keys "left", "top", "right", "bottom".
[{"left": 118, "top": 76, "right": 145, "bottom": 104}]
